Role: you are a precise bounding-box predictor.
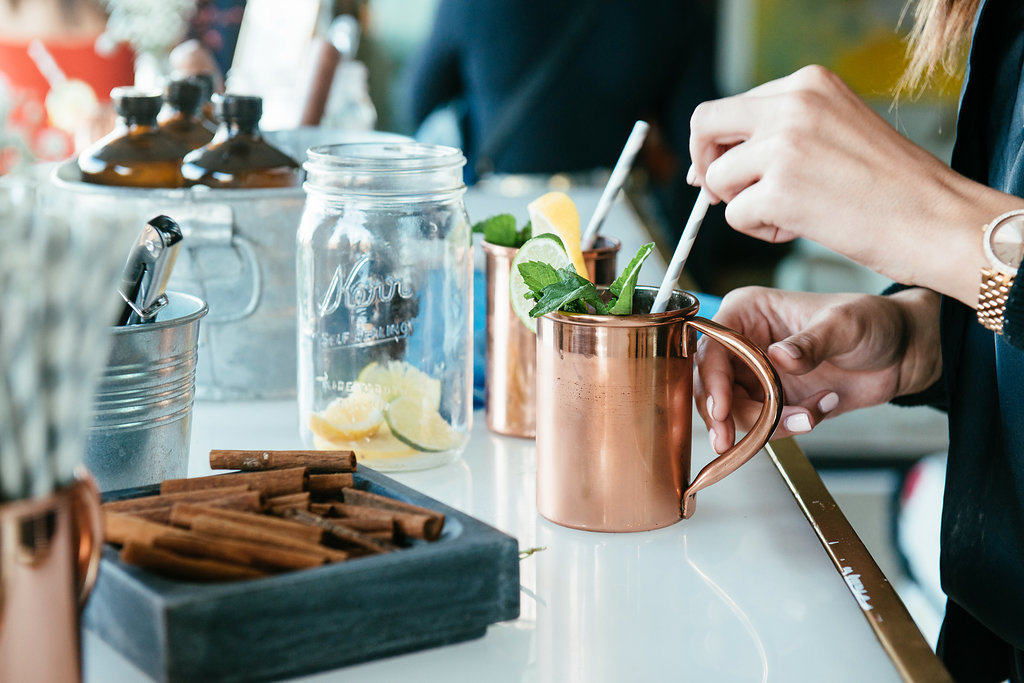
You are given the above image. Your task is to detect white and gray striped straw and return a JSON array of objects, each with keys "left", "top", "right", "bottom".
[{"left": 0, "top": 183, "right": 126, "bottom": 502}]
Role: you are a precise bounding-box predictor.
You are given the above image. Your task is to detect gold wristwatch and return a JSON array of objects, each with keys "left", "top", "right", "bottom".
[{"left": 978, "top": 209, "right": 1024, "bottom": 334}]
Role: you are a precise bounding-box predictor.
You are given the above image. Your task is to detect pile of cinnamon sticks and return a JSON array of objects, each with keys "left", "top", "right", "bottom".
[{"left": 102, "top": 450, "right": 445, "bottom": 582}]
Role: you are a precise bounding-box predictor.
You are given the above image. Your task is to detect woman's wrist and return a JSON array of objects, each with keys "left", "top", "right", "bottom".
[
  {"left": 889, "top": 287, "right": 942, "bottom": 396},
  {"left": 907, "top": 176, "right": 1024, "bottom": 307}
]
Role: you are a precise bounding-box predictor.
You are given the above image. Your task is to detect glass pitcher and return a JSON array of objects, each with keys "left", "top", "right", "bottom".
[{"left": 297, "top": 143, "right": 472, "bottom": 471}]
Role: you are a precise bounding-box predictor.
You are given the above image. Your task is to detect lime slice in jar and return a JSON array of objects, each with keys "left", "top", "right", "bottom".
[
  {"left": 356, "top": 360, "right": 441, "bottom": 410},
  {"left": 509, "top": 233, "right": 575, "bottom": 333},
  {"left": 384, "top": 396, "right": 461, "bottom": 452}
]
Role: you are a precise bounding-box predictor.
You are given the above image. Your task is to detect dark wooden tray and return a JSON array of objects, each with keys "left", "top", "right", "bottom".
[{"left": 83, "top": 466, "right": 521, "bottom": 682}]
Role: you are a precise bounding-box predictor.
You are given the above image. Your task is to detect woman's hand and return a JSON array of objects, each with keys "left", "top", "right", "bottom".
[
  {"left": 695, "top": 286, "right": 942, "bottom": 452},
  {"left": 688, "top": 65, "right": 1021, "bottom": 307}
]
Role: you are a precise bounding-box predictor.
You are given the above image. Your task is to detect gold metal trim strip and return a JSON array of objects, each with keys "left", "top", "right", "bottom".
[{"left": 764, "top": 438, "right": 952, "bottom": 683}]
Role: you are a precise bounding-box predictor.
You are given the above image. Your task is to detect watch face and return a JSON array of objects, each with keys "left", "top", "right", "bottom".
[{"left": 990, "top": 215, "right": 1024, "bottom": 271}]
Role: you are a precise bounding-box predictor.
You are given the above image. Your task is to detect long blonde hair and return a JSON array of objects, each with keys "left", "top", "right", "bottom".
[{"left": 899, "top": 0, "right": 982, "bottom": 94}]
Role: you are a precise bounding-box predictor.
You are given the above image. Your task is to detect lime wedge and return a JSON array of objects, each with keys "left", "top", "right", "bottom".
[
  {"left": 356, "top": 360, "right": 441, "bottom": 410},
  {"left": 384, "top": 396, "right": 461, "bottom": 452},
  {"left": 509, "top": 234, "right": 574, "bottom": 333}
]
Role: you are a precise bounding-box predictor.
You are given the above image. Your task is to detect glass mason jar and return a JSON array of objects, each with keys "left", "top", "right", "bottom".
[{"left": 297, "top": 143, "right": 473, "bottom": 471}]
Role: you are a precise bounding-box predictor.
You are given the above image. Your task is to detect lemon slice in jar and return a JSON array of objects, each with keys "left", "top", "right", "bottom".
[
  {"left": 384, "top": 396, "right": 461, "bottom": 452},
  {"left": 312, "top": 422, "right": 418, "bottom": 461},
  {"left": 309, "top": 393, "right": 384, "bottom": 442}
]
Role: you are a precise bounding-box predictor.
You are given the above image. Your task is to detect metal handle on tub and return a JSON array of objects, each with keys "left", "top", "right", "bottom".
[{"left": 160, "top": 203, "right": 262, "bottom": 323}]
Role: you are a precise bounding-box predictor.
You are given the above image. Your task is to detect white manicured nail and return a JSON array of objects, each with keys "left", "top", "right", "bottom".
[
  {"left": 818, "top": 392, "right": 839, "bottom": 413},
  {"left": 708, "top": 428, "right": 718, "bottom": 453},
  {"left": 772, "top": 341, "right": 802, "bottom": 360},
  {"left": 706, "top": 396, "right": 715, "bottom": 420},
  {"left": 784, "top": 413, "right": 812, "bottom": 433}
]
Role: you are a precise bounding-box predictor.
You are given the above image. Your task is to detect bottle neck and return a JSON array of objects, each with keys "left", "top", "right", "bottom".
[
  {"left": 219, "top": 119, "right": 261, "bottom": 138},
  {"left": 119, "top": 117, "right": 159, "bottom": 132}
]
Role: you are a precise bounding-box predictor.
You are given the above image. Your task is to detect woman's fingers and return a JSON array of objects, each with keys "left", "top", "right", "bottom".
[{"left": 710, "top": 388, "right": 841, "bottom": 453}]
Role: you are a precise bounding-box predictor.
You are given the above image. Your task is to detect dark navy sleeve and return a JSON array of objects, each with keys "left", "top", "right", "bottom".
[
  {"left": 405, "top": 0, "right": 467, "bottom": 127},
  {"left": 1002, "top": 265, "right": 1024, "bottom": 349},
  {"left": 877, "top": 283, "right": 949, "bottom": 411}
]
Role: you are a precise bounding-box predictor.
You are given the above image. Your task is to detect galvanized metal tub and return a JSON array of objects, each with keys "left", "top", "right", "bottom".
[
  {"left": 86, "top": 292, "right": 207, "bottom": 492},
  {"left": 49, "top": 128, "right": 407, "bottom": 400}
]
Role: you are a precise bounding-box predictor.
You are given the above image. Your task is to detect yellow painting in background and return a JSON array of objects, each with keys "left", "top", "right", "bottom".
[{"left": 752, "top": 0, "right": 963, "bottom": 101}]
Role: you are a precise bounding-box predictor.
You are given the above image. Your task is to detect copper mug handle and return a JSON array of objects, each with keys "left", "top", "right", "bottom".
[
  {"left": 681, "top": 317, "right": 784, "bottom": 518},
  {"left": 68, "top": 468, "right": 103, "bottom": 606}
]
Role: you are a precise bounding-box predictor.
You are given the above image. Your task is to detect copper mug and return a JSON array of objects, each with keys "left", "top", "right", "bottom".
[
  {"left": 0, "top": 472, "right": 103, "bottom": 682},
  {"left": 536, "top": 287, "right": 783, "bottom": 531},
  {"left": 483, "top": 236, "right": 620, "bottom": 439}
]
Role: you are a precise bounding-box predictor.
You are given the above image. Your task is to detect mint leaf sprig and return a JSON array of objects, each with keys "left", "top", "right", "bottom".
[
  {"left": 473, "top": 214, "right": 532, "bottom": 248},
  {"left": 517, "top": 242, "right": 655, "bottom": 318}
]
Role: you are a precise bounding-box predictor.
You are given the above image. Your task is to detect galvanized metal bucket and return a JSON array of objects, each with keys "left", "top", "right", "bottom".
[
  {"left": 86, "top": 291, "right": 207, "bottom": 491},
  {"left": 48, "top": 128, "right": 407, "bottom": 400}
]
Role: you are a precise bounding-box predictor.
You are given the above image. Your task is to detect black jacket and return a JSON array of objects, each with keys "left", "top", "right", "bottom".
[{"left": 932, "top": 0, "right": 1024, "bottom": 678}]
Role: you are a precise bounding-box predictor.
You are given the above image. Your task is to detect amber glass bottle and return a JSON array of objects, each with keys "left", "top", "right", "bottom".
[
  {"left": 77, "top": 87, "right": 192, "bottom": 188},
  {"left": 158, "top": 79, "right": 215, "bottom": 150},
  {"left": 189, "top": 73, "right": 219, "bottom": 131},
  {"left": 181, "top": 94, "right": 300, "bottom": 189}
]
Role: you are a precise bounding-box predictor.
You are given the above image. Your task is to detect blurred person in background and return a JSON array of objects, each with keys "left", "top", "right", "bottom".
[
  {"left": 0, "top": 0, "right": 134, "bottom": 171},
  {"left": 182, "top": 0, "right": 245, "bottom": 78},
  {"left": 403, "top": 0, "right": 784, "bottom": 293},
  {"left": 690, "top": 0, "right": 1024, "bottom": 678}
]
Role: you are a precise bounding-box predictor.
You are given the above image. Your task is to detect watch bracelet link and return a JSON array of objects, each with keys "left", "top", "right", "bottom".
[{"left": 978, "top": 267, "right": 1014, "bottom": 333}]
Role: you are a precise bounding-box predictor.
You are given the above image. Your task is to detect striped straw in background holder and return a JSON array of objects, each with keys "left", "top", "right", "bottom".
[{"left": 0, "top": 175, "right": 130, "bottom": 502}]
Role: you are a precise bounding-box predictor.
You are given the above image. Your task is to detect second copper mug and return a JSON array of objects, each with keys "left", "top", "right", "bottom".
[
  {"left": 535, "top": 286, "right": 783, "bottom": 532},
  {"left": 0, "top": 472, "right": 103, "bottom": 682},
  {"left": 483, "top": 236, "right": 619, "bottom": 439}
]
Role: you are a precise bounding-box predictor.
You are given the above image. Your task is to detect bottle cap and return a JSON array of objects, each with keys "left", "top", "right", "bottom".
[
  {"left": 189, "top": 73, "right": 216, "bottom": 105},
  {"left": 214, "top": 94, "right": 263, "bottom": 125},
  {"left": 165, "top": 79, "right": 203, "bottom": 116},
  {"left": 111, "top": 87, "right": 164, "bottom": 125}
]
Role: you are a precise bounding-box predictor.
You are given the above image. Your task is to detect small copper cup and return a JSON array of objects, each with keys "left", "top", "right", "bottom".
[
  {"left": 483, "top": 236, "right": 619, "bottom": 439},
  {"left": 0, "top": 472, "right": 103, "bottom": 682},
  {"left": 535, "top": 287, "right": 783, "bottom": 531}
]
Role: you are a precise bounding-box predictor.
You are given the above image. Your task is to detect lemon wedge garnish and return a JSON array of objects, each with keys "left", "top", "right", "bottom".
[{"left": 527, "top": 191, "right": 587, "bottom": 277}]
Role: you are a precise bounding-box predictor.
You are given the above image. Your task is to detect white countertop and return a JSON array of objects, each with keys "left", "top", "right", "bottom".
[{"left": 84, "top": 400, "right": 913, "bottom": 682}]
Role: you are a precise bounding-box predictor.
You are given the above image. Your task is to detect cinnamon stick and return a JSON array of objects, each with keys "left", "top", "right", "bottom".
[
  {"left": 309, "top": 503, "right": 334, "bottom": 516},
  {"left": 341, "top": 488, "right": 445, "bottom": 531},
  {"left": 327, "top": 516, "right": 395, "bottom": 533},
  {"left": 103, "top": 485, "right": 253, "bottom": 513},
  {"left": 285, "top": 509, "right": 398, "bottom": 554},
  {"left": 160, "top": 467, "right": 307, "bottom": 497},
  {"left": 153, "top": 533, "right": 328, "bottom": 572},
  {"left": 170, "top": 504, "right": 323, "bottom": 544},
  {"left": 121, "top": 541, "right": 266, "bottom": 582},
  {"left": 209, "top": 450, "right": 356, "bottom": 473},
  {"left": 307, "top": 473, "right": 355, "bottom": 497},
  {"left": 187, "top": 514, "right": 349, "bottom": 562},
  {"left": 265, "top": 492, "right": 311, "bottom": 514},
  {"left": 104, "top": 511, "right": 192, "bottom": 546},
  {"left": 329, "top": 501, "right": 442, "bottom": 541},
  {"left": 117, "top": 491, "right": 264, "bottom": 524}
]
